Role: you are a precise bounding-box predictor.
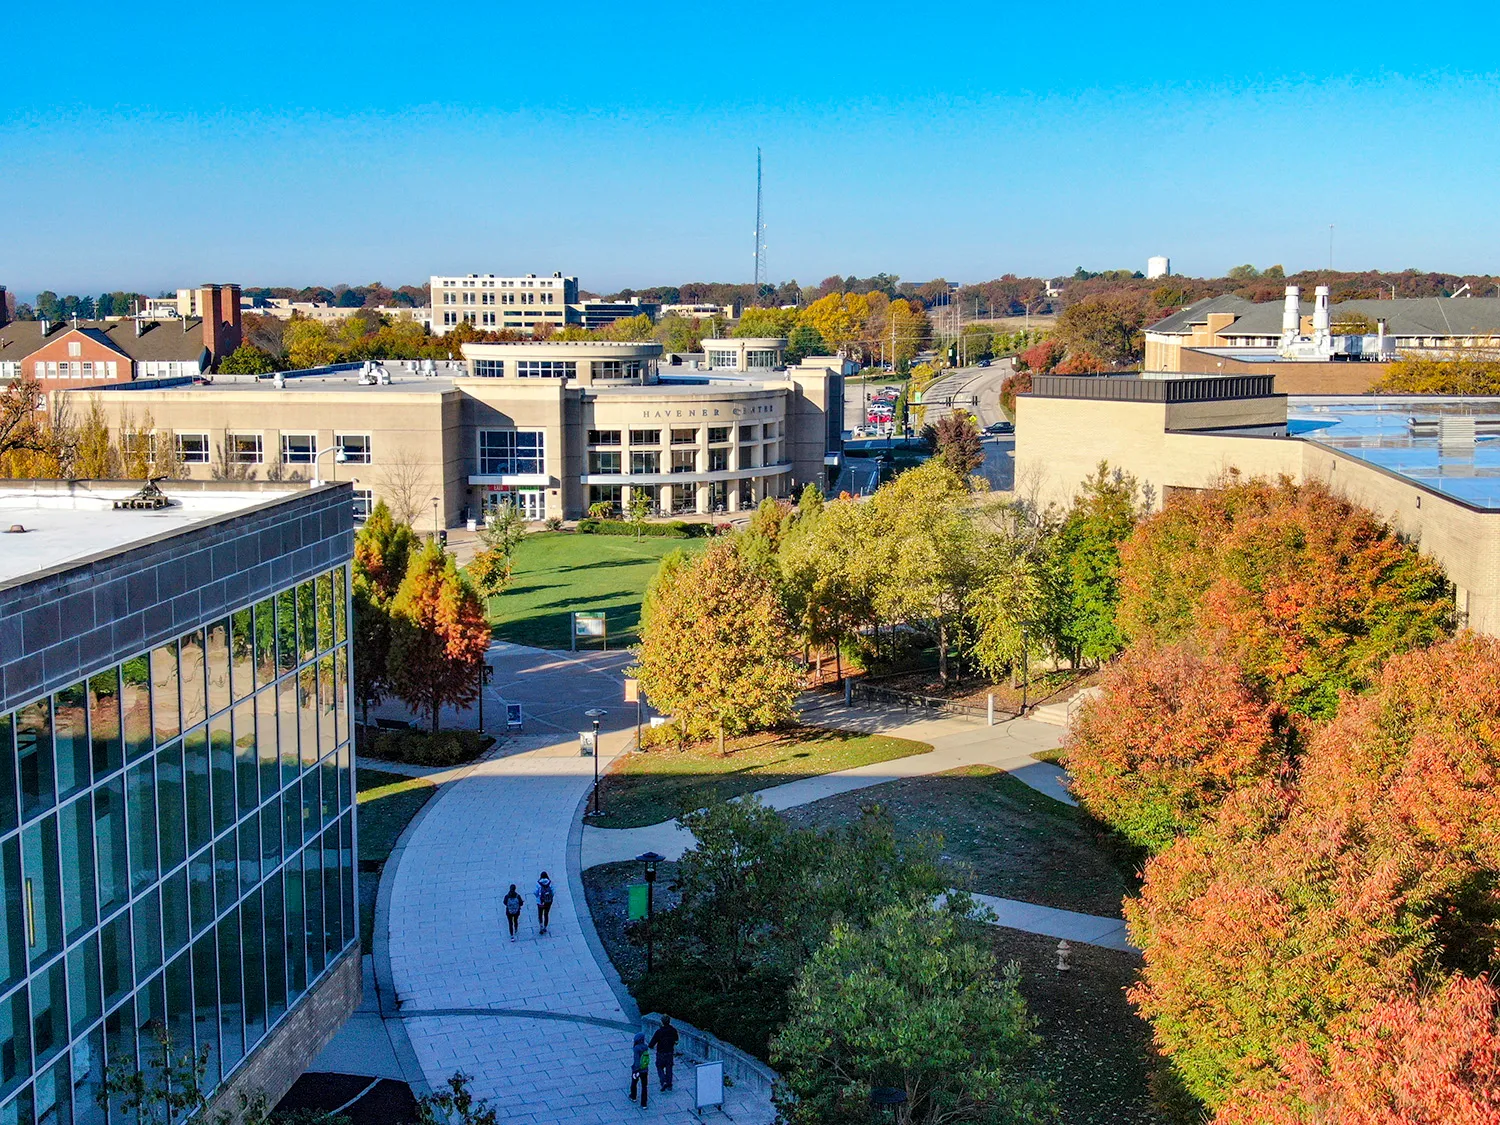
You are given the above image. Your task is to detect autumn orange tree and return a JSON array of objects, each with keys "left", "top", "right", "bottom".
[
  {"left": 1117, "top": 476, "right": 1454, "bottom": 719},
  {"left": 387, "top": 540, "right": 492, "bottom": 732},
  {"left": 632, "top": 538, "right": 802, "bottom": 753},
  {"left": 1066, "top": 642, "right": 1292, "bottom": 852},
  {"left": 1214, "top": 973, "right": 1500, "bottom": 1125}
]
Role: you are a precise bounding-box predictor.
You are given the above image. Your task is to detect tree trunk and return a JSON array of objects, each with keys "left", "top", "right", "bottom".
[
  {"left": 431, "top": 691, "right": 441, "bottom": 733},
  {"left": 938, "top": 619, "right": 949, "bottom": 684},
  {"left": 834, "top": 642, "right": 842, "bottom": 685}
]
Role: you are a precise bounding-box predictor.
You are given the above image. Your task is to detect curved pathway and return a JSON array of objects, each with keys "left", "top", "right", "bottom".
[{"left": 381, "top": 643, "right": 773, "bottom": 1124}]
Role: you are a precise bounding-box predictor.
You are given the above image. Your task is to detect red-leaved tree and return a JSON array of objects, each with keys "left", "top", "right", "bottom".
[
  {"left": 388, "top": 541, "right": 492, "bottom": 731},
  {"left": 1214, "top": 974, "right": 1500, "bottom": 1125},
  {"left": 1066, "top": 642, "right": 1292, "bottom": 852},
  {"left": 1015, "top": 338, "right": 1064, "bottom": 374},
  {"left": 1117, "top": 476, "right": 1454, "bottom": 719}
]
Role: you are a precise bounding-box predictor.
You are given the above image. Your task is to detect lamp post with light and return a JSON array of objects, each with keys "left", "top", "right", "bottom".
[
  {"left": 585, "top": 708, "right": 606, "bottom": 816},
  {"left": 431, "top": 496, "right": 441, "bottom": 542},
  {"left": 636, "top": 851, "right": 665, "bottom": 973}
]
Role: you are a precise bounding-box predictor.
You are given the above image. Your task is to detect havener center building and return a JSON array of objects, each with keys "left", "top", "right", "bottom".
[{"left": 68, "top": 339, "right": 846, "bottom": 527}]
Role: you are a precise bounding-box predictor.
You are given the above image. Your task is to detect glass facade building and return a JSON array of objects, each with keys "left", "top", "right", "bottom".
[{"left": 0, "top": 566, "right": 356, "bottom": 1125}]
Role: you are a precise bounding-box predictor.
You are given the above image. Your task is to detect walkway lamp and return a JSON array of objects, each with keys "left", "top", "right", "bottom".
[
  {"left": 637, "top": 850, "right": 665, "bottom": 972},
  {"left": 585, "top": 708, "right": 607, "bottom": 816},
  {"left": 870, "top": 1086, "right": 907, "bottom": 1122}
]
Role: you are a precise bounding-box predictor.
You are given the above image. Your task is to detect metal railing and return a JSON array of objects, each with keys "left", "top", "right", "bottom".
[{"left": 850, "top": 682, "right": 1016, "bottom": 723}]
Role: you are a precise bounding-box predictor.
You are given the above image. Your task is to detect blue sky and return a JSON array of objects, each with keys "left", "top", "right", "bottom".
[{"left": 6, "top": 2, "right": 1500, "bottom": 297}]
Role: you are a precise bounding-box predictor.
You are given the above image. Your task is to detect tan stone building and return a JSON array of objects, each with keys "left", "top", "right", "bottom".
[
  {"left": 63, "top": 340, "right": 846, "bottom": 528},
  {"left": 1015, "top": 374, "right": 1500, "bottom": 636}
]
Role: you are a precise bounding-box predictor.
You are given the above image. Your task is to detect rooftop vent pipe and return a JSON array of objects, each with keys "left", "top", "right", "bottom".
[{"left": 1282, "top": 286, "right": 1300, "bottom": 337}]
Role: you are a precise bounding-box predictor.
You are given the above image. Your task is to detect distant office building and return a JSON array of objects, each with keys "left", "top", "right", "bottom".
[
  {"left": 62, "top": 340, "right": 846, "bottom": 525},
  {"left": 570, "top": 298, "right": 658, "bottom": 331},
  {"left": 0, "top": 480, "right": 359, "bottom": 1125},
  {"left": 1147, "top": 256, "right": 1170, "bottom": 280},
  {"left": 431, "top": 274, "right": 578, "bottom": 336},
  {"left": 0, "top": 286, "right": 241, "bottom": 388},
  {"left": 659, "top": 303, "right": 740, "bottom": 321},
  {"left": 240, "top": 300, "right": 430, "bottom": 329}
]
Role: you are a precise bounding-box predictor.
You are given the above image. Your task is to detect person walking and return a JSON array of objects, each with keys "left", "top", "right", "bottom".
[
  {"left": 502, "top": 884, "right": 524, "bottom": 941},
  {"left": 535, "top": 871, "right": 555, "bottom": 935},
  {"left": 628, "top": 1032, "right": 650, "bottom": 1108},
  {"left": 649, "top": 1015, "right": 679, "bottom": 1091}
]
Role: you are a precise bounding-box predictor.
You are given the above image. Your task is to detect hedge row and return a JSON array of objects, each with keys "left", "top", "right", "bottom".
[{"left": 576, "top": 519, "right": 708, "bottom": 539}]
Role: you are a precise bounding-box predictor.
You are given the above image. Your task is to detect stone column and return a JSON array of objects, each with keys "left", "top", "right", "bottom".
[
  {"left": 658, "top": 483, "right": 672, "bottom": 515},
  {"left": 696, "top": 482, "right": 710, "bottom": 515}
]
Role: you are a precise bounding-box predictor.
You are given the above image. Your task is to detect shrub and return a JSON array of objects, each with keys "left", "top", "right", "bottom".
[
  {"left": 543, "top": 516, "right": 564, "bottom": 531},
  {"left": 1066, "top": 642, "right": 1291, "bottom": 852},
  {"left": 576, "top": 518, "right": 705, "bottom": 538},
  {"left": 360, "top": 727, "right": 487, "bottom": 767}
]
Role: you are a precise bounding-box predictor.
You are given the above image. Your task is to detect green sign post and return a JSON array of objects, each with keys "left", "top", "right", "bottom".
[{"left": 627, "top": 883, "right": 649, "bottom": 921}]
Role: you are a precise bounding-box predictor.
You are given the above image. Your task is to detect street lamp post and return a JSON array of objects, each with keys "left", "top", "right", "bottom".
[
  {"left": 636, "top": 851, "right": 665, "bottom": 973},
  {"left": 585, "top": 708, "right": 607, "bottom": 817},
  {"left": 477, "top": 662, "right": 493, "bottom": 733},
  {"left": 431, "top": 497, "right": 441, "bottom": 542}
]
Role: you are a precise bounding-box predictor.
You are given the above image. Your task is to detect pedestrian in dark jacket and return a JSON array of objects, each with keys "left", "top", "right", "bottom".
[
  {"left": 502, "top": 884, "right": 523, "bottom": 940},
  {"left": 649, "top": 1015, "right": 679, "bottom": 1091},
  {"left": 628, "top": 1032, "right": 650, "bottom": 1107},
  {"left": 536, "top": 872, "right": 555, "bottom": 935}
]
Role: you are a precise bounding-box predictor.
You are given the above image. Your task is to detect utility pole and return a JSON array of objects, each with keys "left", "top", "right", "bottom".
[{"left": 753, "top": 148, "right": 765, "bottom": 293}]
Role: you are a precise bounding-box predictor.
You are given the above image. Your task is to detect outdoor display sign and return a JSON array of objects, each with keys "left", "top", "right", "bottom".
[
  {"left": 628, "top": 883, "right": 649, "bottom": 921},
  {"left": 695, "top": 1061, "right": 725, "bottom": 1113},
  {"left": 572, "top": 611, "right": 608, "bottom": 651}
]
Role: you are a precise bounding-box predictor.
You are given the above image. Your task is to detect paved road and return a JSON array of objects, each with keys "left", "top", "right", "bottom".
[{"left": 921, "top": 359, "right": 1014, "bottom": 428}]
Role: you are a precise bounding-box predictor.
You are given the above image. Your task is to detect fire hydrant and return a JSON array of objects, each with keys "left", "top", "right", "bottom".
[{"left": 1056, "top": 940, "right": 1071, "bottom": 972}]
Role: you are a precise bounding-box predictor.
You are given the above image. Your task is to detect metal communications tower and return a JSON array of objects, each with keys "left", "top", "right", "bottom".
[{"left": 753, "top": 147, "right": 767, "bottom": 291}]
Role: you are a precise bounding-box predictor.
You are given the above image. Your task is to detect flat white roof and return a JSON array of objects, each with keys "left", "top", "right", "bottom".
[{"left": 0, "top": 485, "right": 307, "bottom": 585}]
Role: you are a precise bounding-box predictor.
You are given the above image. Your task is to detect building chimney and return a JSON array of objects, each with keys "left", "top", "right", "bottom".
[
  {"left": 1281, "top": 286, "right": 1300, "bottom": 338},
  {"left": 198, "top": 284, "right": 243, "bottom": 369},
  {"left": 1312, "top": 285, "right": 1331, "bottom": 339}
]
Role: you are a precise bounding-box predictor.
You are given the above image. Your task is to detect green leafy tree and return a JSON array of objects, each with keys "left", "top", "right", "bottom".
[
  {"left": 628, "top": 489, "right": 654, "bottom": 540},
  {"left": 966, "top": 503, "right": 1057, "bottom": 682},
  {"left": 631, "top": 539, "right": 801, "bottom": 752},
  {"left": 351, "top": 501, "right": 418, "bottom": 723},
  {"left": 785, "top": 323, "right": 827, "bottom": 364},
  {"left": 416, "top": 1073, "right": 500, "bottom": 1125},
  {"left": 1054, "top": 462, "right": 1141, "bottom": 665},
  {"left": 770, "top": 904, "right": 1054, "bottom": 1125},
  {"left": 218, "top": 343, "right": 281, "bottom": 375},
  {"left": 388, "top": 542, "right": 493, "bottom": 732},
  {"left": 780, "top": 497, "right": 874, "bottom": 682}
]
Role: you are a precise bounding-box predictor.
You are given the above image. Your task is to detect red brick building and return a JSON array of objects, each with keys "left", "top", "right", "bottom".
[{"left": 0, "top": 283, "right": 242, "bottom": 388}]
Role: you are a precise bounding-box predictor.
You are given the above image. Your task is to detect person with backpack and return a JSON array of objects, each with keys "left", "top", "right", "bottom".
[
  {"left": 628, "top": 1032, "right": 651, "bottom": 1107},
  {"left": 535, "top": 872, "right": 555, "bottom": 935},
  {"left": 649, "top": 1015, "right": 680, "bottom": 1091},
  {"left": 502, "top": 884, "right": 524, "bottom": 941}
]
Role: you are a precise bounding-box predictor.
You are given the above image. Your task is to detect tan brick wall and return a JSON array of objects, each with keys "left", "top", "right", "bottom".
[{"left": 204, "top": 948, "right": 363, "bottom": 1124}]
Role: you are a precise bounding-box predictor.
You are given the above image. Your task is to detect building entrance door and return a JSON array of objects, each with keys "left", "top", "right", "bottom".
[{"left": 483, "top": 487, "right": 545, "bottom": 521}]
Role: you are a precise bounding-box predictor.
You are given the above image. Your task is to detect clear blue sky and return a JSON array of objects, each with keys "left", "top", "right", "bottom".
[{"left": 7, "top": 2, "right": 1500, "bottom": 298}]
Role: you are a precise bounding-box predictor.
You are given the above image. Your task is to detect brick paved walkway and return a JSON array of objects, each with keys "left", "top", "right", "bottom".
[{"left": 379, "top": 644, "right": 774, "bottom": 1125}]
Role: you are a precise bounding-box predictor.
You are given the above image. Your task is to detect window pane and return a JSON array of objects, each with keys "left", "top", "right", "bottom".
[
  {"left": 99, "top": 915, "right": 131, "bottom": 1012},
  {"left": 92, "top": 782, "right": 127, "bottom": 918},
  {"left": 0, "top": 717, "right": 17, "bottom": 837},
  {"left": 179, "top": 631, "right": 207, "bottom": 731},
  {"left": 209, "top": 716, "right": 234, "bottom": 840},
  {"left": 333, "top": 568, "right": 347, "bottom": 644},
  {"left": 206, "top": 620, "right": 231, "bottom": 717},
  {"left": 317, "top": 657, "right": 335, "bottom": 759},
  {"left": 333, "top": 649, "right": 348, "bottom": 747},
  {"left": 230, "top": 610, "right": 254, "bottom": 703},
  {"left": 301, "top": 775, "right": 318, "bottom": 845},
  {"left": 0, "top": 840, "right": 24, "bottom": 995},
  {"left": 102, "top": 999, "right": 134, "bottom": 1089},
  {"left": 149, "top": 644, "right": 179, "bottom": 745},
  {"left": 165, "top": 952, "right": 192, "bottom": 1061},
  {"left": 277, "top": 680, "right": 299, "bottom": 789},
  {"left": 282, "top": 782, "right": 300, "bottom": 861},
  {"left": 304, "top": 843, "right": 324, "bottom": 978},
  {"left": 131, "top": 889, "right": 162, "bottom": 983},
  {"left": 71, "top": 1026, "right": 106, "bottom": 1125},
  {"left": 237, "top": 819, "right": 259, "bottom": 900},
  {"left": 0, "top": 985, "right": 32, "bottom": 1099},
  {"left": 316, "top": 574, "right": 334, "bottom": 654},
  {"left": 16, "top": 701, "right": 54, "bottom": 823},
  {"left": 58, "top": 797, "right": 95, "bottom": 944},
  {"left": 214, "top": 837, "right": 236, "bottom": 921},
  {"left": 161, "top": 869, "right": 189, "bottom": 961},
  {"left": 322, "top": 825, "right": 341, "bottom": 957},
  {"left": 183, "top": 729, "right": 210, "bottom": 856},
  {"left": 22, "top": 816, "right": 63, "bottom": 968},
  {"left": 260, "top": 798, "right": 281, "bottom": 871},
  {"left": 134, "top": 973, "right": 164, "bottom": 1065},
  {"left": 320, "top": 755, "right": 336, "bottom": 830},
  {"left": 284, "top": 853, "right": 306, "bottom": 1001},
  {"left": 337, "top": 746, "right": 351, "bottom": 813},
  {"left": 30, "top": 960, "right": 66, "bottom": 1066},
  {"left": 120, "top": 659, "right": 151, "bottom": 764},
  {"left": 275, "top": 591, "right": 297, "bottom": 676},
  {"left": 254, "top": 600, "right": 277, "bottom": 688},
  {"left": 297, "top": 583, "right": 317, "bottom": 665},
  {"left": 124, "top": 762, "right": 156, "bottom": 895},
  {"left": 52, "top": 685, "right": 89, "bottom": 803},
  {"left": 67, "top": 936, "right": 101, "bottom": 1038},
  {"left": 191, "top": 933, "right": 219, "bottom": 1088},
  {"left": 255, "top": 692, "right": 277, "bottom": 803},
  {"left": 241, "top": 889, "right": 266, "bottom": 1048},
  {"left": 263, "top": 873, "right": 286, "bottom": 1024},
  {"left": 188, "top": 848, "right": 214, "bottom": 938},
  {"left": 217, "top": 909, "right": 243, "bottom": 1069},
  {"left": 340, "top": 813, "right": 354, "bottom": 950},
  {"left": 297, "top": 670, "right": 317, "bottom": 770},
  {"left": 87, "top": 671, "right": 122, "bottom": 781},
  {"left": 155, "top": 742, "right": 185, "bottom": 874},
  {"left": 233, "top": 703, "right": 257, "bottom": 817}
]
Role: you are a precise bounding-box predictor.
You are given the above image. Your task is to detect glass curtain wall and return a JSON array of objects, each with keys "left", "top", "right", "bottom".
[{"left": 0, "top": 565, "right": 356, "bottom": 1125}]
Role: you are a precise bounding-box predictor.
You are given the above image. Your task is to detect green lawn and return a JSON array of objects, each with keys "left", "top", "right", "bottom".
[
  {"left": 591, "top": 727, "right": 931, "bottom": 828},
  {"left": 485, "top": 531, "right": 708, "bottom": 649},
  {"left": 356, "top": 767, "right": 439, "bottom": 949}
]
